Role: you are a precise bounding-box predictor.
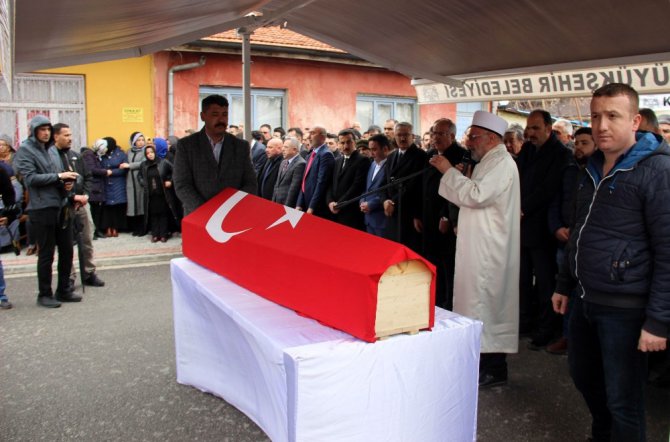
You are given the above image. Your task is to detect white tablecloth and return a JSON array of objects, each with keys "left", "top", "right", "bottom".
[{"left": 171, "top": 258, "right": 482, "bottom": 442}]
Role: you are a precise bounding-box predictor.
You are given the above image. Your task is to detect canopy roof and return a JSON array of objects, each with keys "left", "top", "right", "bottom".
[{"left": 11, "top": 0, "right": 670, "bottom": 84}]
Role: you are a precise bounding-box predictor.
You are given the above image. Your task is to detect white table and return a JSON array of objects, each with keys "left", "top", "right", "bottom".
[{"left": 171, "top": 258, "right": 482, "bottom": 442}]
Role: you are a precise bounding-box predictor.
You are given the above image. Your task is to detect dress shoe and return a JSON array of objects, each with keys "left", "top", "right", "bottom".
[
  {"left": 26, "top": 245, "right": 37, "bottom": 256},
  {"left": 151, "top": 236, "right": 158, "bottom": 243},
  {"left": 84, "top": 274, "right": 105, "bottom": 287},
  {"left": 37, "top": 296, "right": 62, "bottom": 308},
  {"left": 55, "top": 290, "right": 82, "bottom": 302},
  {"left": 478, "top": 372, "right": 507, "bottom": 389},
  {"left": 546, "top": 337, "right": 568, "bottom": 355},
  {"left": 160, "top": 237, "right": 167, "bottom": 243},
  {"left": 94, "top": 230, "right": 106, "bottom": 239},
  {"left": 111, "top": 228, "right": 118, "bottom": 237},
  {"left": 0, "top": 299, "right": 12, "bottom": 309}
]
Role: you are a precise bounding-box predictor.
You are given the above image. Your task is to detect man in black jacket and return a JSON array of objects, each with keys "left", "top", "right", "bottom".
[
  {"left": 516, "top": 110, "right": 572, "bottom": 348},
  {"left": 327, "top": 129, "right": 370, "bottom": 230},
  {"left": 257, "top": 138, "right": 283, "bottom": 200},
  {"left": 53, "top": 123, "right": 105, "bottom": 288},
  {"left": 418, "top": 119, "right": 466, "bottom": 309},
  {"left": 382, "top": 122, "right": 427, "bottom": 253},
  {"left": 552, "top": 83, "right": 669, "bottom": 442}
]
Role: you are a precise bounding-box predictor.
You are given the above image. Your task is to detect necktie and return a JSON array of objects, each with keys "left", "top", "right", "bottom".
[
  {"left": 302, "top": 151, "right": 316, "bottom": 192},
  {"left": 281, "top": 160, "right": 289, "bottom": 174},
  {"left": 342, "top": 156, "right": 348, "bottom": 170}
]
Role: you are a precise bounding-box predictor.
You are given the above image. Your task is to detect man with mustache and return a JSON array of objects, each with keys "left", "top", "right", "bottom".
[{"left": 174, "top": 95, "right": 257, "bottom": 216}]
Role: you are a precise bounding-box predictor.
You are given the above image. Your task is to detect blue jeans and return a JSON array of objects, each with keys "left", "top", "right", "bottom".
[
  {"left": 568, "top": 297, "right": 647, "bottom": 442},
  {"left": 0, "top": 259, "right": 6, "bottom": 301}
]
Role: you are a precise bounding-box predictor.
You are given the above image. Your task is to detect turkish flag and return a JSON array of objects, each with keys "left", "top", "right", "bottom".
[{"left": 182, "top": 188, "right": 435, "bottom": 342}]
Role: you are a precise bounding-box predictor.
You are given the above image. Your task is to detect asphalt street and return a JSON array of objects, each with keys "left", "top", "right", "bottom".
[{"left": 0, "top": 258, "right": 668, "bottom": 441}]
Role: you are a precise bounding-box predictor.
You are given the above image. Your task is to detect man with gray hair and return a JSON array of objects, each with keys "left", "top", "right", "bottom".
[
  {"left": 553, "top": 118, "right": 574, "bottom": 150},
  {"left": 382, "top": 122, "right": 427, "bottom": 252},
  {"left": 272, "top": 137, "right": 306, "bottom": 208}
]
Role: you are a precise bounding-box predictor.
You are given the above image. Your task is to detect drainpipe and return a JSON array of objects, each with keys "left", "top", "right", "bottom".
[{"left": 168, "top": 56, "right": 206, "bottom": 136}]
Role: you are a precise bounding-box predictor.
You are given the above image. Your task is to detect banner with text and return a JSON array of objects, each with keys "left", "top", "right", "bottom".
[{"left": 416, "top": 62, "right": 670, "bottom": 104}]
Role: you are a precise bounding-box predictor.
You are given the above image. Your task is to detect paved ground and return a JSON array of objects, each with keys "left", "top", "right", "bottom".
[{"left": 0, "top": 234, "right": 668, "bottom": 441}]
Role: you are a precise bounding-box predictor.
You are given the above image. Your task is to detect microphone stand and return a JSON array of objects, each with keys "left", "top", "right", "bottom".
[{"left": 334, "top": 166, "right": 430, "bottom": 244}]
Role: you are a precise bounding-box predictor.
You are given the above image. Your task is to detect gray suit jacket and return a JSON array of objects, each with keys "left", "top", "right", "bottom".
[
  {"left": 271, "top": 155, "right": 306, "bottom": 208},
  {"left": 174, "top": 129, "right": 258, "bottom": 215}
]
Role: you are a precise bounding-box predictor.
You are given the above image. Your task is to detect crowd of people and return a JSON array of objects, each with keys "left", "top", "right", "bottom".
[
  {"left": 172, "top": 88, "right": 668, "bottom": 441},
  {"left": 1, "top": 83, "right": 668, "bottom": 441},
  {"left": 0, "top": 123, "right": 185, "bottom": 310}
]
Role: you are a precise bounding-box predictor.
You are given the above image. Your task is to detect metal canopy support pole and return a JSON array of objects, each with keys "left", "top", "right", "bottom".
[{"left": 239, "top": 28, "right": 252, "bottom": 141}]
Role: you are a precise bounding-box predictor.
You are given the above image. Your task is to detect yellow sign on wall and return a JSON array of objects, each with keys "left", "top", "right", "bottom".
[{"left": 122, "top": 107, "right": 144, "bottom": 123}]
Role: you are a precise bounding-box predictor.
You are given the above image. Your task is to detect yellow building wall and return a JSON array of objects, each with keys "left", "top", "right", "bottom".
[{"left": 41, "top": 56, "right": 154, "bottom": 149}]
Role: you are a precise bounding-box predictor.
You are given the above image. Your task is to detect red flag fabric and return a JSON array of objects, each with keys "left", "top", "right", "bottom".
[{"left": 182, "top": 188, "right": 435, "bottom": 342}]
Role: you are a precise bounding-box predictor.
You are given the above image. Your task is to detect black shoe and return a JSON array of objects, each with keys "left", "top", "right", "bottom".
[
  {"left": 55, "top": 291, "right": 82, "bottom": 302},
  {"left": 479, "top": 372, "right": 507, "bottom": 389},
  {"left": 84, "top": 274, "right": 105, "bottom": 287},
  {"left": 94, "top": 230, "right": 106, "bottom": 239},
  {"left": 37, "top": 296, "right": 62, "bottom": 308}
]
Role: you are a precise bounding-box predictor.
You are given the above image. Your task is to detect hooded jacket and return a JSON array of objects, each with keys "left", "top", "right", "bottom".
[
  {"left": 13, "top": 115, "right": 70, "bottom": 211},
  {"left": 556, "top": 132, "right": 670, "bottom": 337}
]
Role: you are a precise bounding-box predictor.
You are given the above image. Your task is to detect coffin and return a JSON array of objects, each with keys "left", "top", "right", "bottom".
[{"left": 181, "top": 188, "right": 435, "bottom": 342}]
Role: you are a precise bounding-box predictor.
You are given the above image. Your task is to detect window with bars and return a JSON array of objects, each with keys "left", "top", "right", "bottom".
[{"left": 0, "top": 74, "right": 86, "bottom": 149}]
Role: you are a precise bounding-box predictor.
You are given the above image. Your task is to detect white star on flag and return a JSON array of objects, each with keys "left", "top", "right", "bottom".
[{"left": 266, "top": 206, "right": 305, "bottom": 230}]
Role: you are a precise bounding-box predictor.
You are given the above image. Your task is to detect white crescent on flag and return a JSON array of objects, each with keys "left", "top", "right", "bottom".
[
  {"left": 206, "top": 191, "right": 305, "bottom": 243},
  {"left": 205, "top": 191, "right": 252, "bottom": 243}
]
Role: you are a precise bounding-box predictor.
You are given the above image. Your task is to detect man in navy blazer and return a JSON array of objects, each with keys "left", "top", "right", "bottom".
[
  {"left": 250, "top": 130, "right": 267, "bottom": 175},
  {"left": 296, "top": 126, "right": 335, "bottom": 218},
  {"left": 360, "top": 134, "right": 391, "bottom": 237}
]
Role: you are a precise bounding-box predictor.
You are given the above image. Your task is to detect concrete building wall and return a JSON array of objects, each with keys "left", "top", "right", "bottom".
[{"left": 154, "top": 52, "right": 453, "bottom": 138}]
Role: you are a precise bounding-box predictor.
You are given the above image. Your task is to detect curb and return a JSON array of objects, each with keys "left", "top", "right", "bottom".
[{"left": 4, "top": 250, "right": 183, "bottom": 278}]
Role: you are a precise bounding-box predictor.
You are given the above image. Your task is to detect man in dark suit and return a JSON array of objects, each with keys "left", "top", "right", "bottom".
[
  {"left": 296, "top": 126, "right": 335, "bottom": 218},
  {"left": 360, "top": 134, "right": 391, "bottom": 237},
  {"left": 272, "top": 137, "right": 306, "bottom": 208},
  {"left": 250, "top": 130, "right": 267, "bottom": 175},
  {"left": 326, "top": 129, "right": 370, "bottom": 230},
  {"left": 516, "top": 109, "right": 572, "bottom": 349},
  {"left": 257, "top": 138, "right": 283, "bottom": 200},
  {"left": 173, "top": 95, "right": 257, "bottom": 216},
  {"left": 418, "top": 119, "right": 466, "bottom": 310},
  {"left": 382, "top": 122, "right": 428, "bottom": 252}
]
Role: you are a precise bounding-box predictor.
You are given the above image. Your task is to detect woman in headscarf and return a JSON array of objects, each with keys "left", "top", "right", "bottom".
[
  {"left": 82, "top": 139, "right": 110, "bottom": 238},
  {"left": 100, "top": 137, "right": 128, "bottom": 237},
  {"left": 126, "top": 131, "right": 146, "bottom": 236},
  {"left": 138, "top": 144, "right": 178, "bottom": 242},
  {"left": 153, "top": 137, "right": 182, "bottom": 233}
]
